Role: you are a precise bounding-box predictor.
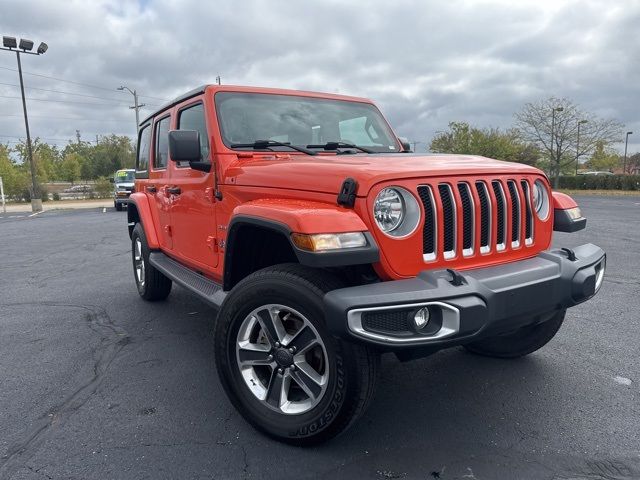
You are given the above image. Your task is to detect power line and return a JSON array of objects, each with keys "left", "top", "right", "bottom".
[
  {"left": 0, "top": 81, "right": 133, "bottom": 104},
  {"left": 0, "top": 65, "right": 170, "bottom": 101},
  {"left": 0, "top": 114, "right": 132, "bottom": 122},
  {"left": 0, "top": 94, "right": 159, "bottom": 107}
]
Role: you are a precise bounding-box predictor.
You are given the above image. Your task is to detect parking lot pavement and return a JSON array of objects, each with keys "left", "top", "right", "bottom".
[{"left": 0, "top": 196, "right": 638, "bottom": 480}]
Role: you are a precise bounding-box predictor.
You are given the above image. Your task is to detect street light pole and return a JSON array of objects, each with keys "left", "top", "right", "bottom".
[
  {"left": 1, "top": 35, "right": 48, "bottom": 212},
  {"left": 118, "top": 86, "right": 145, "bottom": 134},
  {"left": 575, "top": 120, "right": 588, "bottom": 175},
  {"left": 623, "top": 131, "right": 633, "bottom": 174}
]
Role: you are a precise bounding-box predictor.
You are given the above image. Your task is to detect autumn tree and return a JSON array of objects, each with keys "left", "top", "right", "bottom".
[
  {"left": 429, "top": 122, "right": 540, "bottom": 165},
  {"left": 59, "top": 152, "right": 82, "bottom": 184},
  {"left": 514, "top": 97, "right": 623, "bottom": 187}
]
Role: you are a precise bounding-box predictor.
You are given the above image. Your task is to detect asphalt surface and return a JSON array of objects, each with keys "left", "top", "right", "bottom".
[{"left": 0, "top": 196, "right": 638, "bottom": 480}]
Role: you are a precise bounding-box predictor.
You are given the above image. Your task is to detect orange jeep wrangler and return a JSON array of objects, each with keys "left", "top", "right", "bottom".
[{"left": 127, "top": 85, "right": 605, "bottom": 444}]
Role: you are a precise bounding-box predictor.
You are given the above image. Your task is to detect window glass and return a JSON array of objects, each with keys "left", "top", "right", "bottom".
[
  {"left": 137, "top": 124, "right": 151, "bottom": 172},
  {"left": 154, "top": 116, "right": 171, "bottom": 169},
  {"left": 215, "top": 92, "right": 399, "bottom": 153},
  {"left": 178, "top": 103, "right": 210, "bottom": 163}
]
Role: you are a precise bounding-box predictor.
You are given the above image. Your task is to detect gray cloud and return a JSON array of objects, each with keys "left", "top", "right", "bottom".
[{"left": 1, "top": 0, "right": 638, "bottom": 153}]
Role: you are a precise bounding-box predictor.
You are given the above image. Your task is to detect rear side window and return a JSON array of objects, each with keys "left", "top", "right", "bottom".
[
  {"left": 154, "top": 116, "right": 171, "bottom": 169},
  {"left": 136, "top": 124, "right": 151, "bottom": 177},
  {"left": 178, "top": 103, "right": 210, "bottom": 164}
]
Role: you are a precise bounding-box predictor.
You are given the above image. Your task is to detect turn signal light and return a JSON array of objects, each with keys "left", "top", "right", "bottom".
[{"left": 291, "top": 232, "right": 367, "bottom": 252}]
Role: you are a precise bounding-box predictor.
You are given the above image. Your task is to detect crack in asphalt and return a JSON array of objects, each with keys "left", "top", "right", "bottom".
[{"left": 0, "top": 302, "right": 130, "bottom": 479}]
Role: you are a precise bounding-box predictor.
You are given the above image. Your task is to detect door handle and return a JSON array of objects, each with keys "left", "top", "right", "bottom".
[
  {"left": 166, "top": 186, "right": 181, "bottom": 195},
  {"left": 146, "top": 185, "right": 157, "bottom": 193}
]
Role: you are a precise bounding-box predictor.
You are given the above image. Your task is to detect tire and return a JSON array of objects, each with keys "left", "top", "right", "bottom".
[
  {"left": 464, "top": 310, "right": 565, "bottom": 358},
  {"left": 115, "top": 202, "right": 123, "bottom": 211},
  {"left": 215, "top": 263, "right": 379, "bottom": 445},
  {"left": 131, "top": 223, "right": 172, "bottom": 301}
]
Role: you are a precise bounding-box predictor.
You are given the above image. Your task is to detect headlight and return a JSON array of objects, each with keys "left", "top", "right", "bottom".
[
  {"left": 532, "top": 180, "right": 550, "bottom": 220},
  {"left": 373, "top": 187, "right": 421, "bottom": 237}
]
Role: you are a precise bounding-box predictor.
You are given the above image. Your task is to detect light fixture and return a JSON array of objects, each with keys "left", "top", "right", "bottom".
[
  {"left": 3, "top": 36, "right": 17, "bottom": 48},
  {"left": 290, "top": 232, "right": 367, "bottom": 252},
  {"left": 37, "top": 42, "right": 48, "bottom": 54},
  {"left": 413, "top": 308, "right": 430, "bottom": 330},
  {"left": 19, "top": 38, "right": 34, "bottom": 51}
]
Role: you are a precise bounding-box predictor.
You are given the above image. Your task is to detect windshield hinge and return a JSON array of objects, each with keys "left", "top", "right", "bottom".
[{"left": 337, "top": 177, "right": 358, "bottom": 208}]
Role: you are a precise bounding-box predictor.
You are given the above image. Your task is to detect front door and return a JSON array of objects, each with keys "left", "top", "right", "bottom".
[{"left": 168, "top": 102, "right": 218, "bottom": 269}]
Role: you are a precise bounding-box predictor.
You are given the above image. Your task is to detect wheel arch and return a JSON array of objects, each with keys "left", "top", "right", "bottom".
[{"left": 127, "top": 192, "right": 160, "bottom": 249}]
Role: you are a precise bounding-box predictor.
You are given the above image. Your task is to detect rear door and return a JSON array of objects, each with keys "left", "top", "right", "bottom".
[
  {"left": 147, "top": 115, "right": 173, "bottom": 249},
  {"left": 168, "top": 101, "right": 218, "bottom": 269}
]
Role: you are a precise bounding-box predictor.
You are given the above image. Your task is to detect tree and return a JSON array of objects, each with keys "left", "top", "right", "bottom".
[
  {"left": 514, "top": 97, "right": 623, "bottom": 187},
  {"left": 429, "top": 121, "right": 540, "bottom": 165},
  {"left": 583, "top": 142, "right": 620, "bottom": 171},
  {"left": 627, "top": 152, "right": 640, "bottom": 175},
  {"left": 0, "top": 144, "right": 30, "bottom": 200},
  {"left": 59, "top": 152, "right": 82, "bottom": 184}
]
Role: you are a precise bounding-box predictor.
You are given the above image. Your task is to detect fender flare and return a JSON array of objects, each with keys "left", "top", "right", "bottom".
[
  {"left": 223, "top": 200, "right": 379, "bottom": 290},
  {"left": 552, "top": 191, "right": 586, "bottom": 232},
  {"left": 127, "top": 192, "right": 160, "bottom": 249}
]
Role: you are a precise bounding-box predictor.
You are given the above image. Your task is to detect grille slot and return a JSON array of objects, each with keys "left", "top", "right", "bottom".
[
  {"left": 521, "top": 180, "right": 533, "bottom": 245},
  {"left": 417, "top": 186, "right": 437, "bottom": 261},
  {"left": 438, "top": 184, "right": 456, "bottom": 259},
  {"left": 457, "top": 183, "right": 474, "bottom": 256},
  {"left": 475, "top": 181, "right": 491, "bottom": 253},
  {"left": 507, "top": 180, "right": 521, "bottom": 247},
  {"left": 492, "top": 181, "right": 507, "bottom": 251}
]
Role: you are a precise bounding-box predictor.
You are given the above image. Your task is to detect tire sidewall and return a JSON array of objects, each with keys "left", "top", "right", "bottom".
[
  {"left": 215, "top": 275, "right": 353, "bottom": 442},
  {"left": 131, "top": 224, "right": 149, "bottom": 297}
]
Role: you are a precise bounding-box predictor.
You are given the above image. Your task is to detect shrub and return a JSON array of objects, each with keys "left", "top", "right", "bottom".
[{"left": 558, "top": 175, "right": 640, "bottom": 190}]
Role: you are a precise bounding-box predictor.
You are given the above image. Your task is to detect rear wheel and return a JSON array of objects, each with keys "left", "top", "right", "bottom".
[
  {"left": 464, "top": 310, "right": 565, "bottom": 358},
  {"left": 215, "top": 264, "right": 379, "bottom": 445},
  {"left": 131, "top": 223, "right": 172, "bottom": 301},
  {"left": 115, "top": 201, "right": 123, "bottom": 211}
]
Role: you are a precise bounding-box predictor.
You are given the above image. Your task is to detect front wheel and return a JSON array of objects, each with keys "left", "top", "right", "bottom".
[
  {"left": 464, "top": 310, "right": 565, "bottom": 358},
  {"left": 215, "top": 264, "right": 379, "bottom": 445}
]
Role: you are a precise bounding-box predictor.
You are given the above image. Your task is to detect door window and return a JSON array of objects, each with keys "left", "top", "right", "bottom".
[
  {"left": 136, "top": 124, "right": 151, "bottom": 177},
  {"left": 178, "top": 103, "right": 210, "bottom": 166},
  {"left": 154, "top": 116, "right": 171, "bottom": 169}
]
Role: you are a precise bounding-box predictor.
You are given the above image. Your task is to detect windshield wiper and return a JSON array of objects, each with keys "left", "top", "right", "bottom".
[
  {"left": 306, "top": 142, "right": 375, "bottom": 154},
  {"left": 230, "top": 140, "right": 317, "bottom": 156}
]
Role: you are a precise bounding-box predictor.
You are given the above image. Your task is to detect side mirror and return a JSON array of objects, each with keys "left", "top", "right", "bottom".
[
  {"left": 168, "top": 130, "right": 211, "bottom": 172},
  {"left": 398, "top": 136, "right": 412, "bottom": 153}
]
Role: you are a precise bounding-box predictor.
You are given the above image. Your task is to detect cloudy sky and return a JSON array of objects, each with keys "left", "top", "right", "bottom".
[{"left": 1, "top": 0, "right": 639, "bottom": 154}]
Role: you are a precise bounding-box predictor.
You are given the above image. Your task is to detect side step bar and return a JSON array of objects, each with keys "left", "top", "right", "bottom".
[{"left": 149, "top": 252, "right": 226, "bottom": 308}]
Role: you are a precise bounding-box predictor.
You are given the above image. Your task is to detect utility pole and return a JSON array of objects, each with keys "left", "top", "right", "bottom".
[
  {"left": 96, "top": 134, "right": 99, "bottom": 146},
  {"left": 216, "top": 75, "right": 221, "bottom": 85},
  {"left": 76, "top": 129, "right": 81, "bottom": 144},
  {"left": 118, "top": 85, "right": 145, "bottom": 133}
]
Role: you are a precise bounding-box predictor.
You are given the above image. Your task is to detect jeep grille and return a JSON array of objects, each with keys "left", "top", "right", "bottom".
[{"left": 417, "top": 178, "right": 536, "bottom": 262}]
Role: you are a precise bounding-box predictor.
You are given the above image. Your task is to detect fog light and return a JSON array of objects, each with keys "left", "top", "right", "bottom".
[
  {"left": 413, "top": 307, "right": 430, "bottom": 329},
  {"left": 595, "top": 257, "right": 606, "bottom": 292}
]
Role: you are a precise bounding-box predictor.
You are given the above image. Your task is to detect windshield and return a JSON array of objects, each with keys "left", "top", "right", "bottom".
[
  {"left": 115, "top": 170, "right": 135, "bottom": 183},
  {"left": 215, "top": 92, "right": 399, "bottom": 153}
]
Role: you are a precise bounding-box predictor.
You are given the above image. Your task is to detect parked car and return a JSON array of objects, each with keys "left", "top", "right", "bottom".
[
  {"left": 126, "top": 85, "right": 606, "bottom": 444},
  {"left": 63, "top": 184, "right": 93, "bottom": 193},
  {"left": 112, "top": 169, "right": 135, "bottom": 211},
  {"left": 577, "top": 171, "right": 614, "bottom": 176}
]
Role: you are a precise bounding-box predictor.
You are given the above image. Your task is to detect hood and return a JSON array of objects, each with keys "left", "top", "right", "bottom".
[{"left": 223, "top": 153, "right": 544, "bottom": 196}]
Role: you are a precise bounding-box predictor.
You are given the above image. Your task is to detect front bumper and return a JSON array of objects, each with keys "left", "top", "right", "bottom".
[
  {"left": 114, "top": 195, "right": 131, "bottom": 205},
  {"left": 324, "top": 243, "right": 605, "bottom": 349}
]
